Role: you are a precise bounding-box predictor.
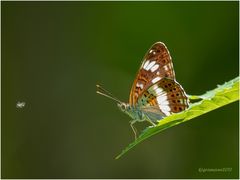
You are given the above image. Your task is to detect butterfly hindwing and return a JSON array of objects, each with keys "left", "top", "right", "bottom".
[
  {"left": 129, "top": 42, "right": 175, "bottom": 105},
  {"left": 138, "top": 78, "right": 189, "bottom": 120}
]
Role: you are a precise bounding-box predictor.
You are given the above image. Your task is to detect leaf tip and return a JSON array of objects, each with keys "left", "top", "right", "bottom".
[{"left": 115, "top": 154, "right": 121, "bottom": 160}]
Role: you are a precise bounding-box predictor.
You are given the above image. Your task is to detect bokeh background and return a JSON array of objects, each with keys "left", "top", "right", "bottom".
[{"left": 2, "top": 1, "right": 239, "bottom": 179}]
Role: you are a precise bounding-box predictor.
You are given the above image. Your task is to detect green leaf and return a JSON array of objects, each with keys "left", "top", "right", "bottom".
[{"left": 116, "top": 76, "right": 239, "bottom": 159}]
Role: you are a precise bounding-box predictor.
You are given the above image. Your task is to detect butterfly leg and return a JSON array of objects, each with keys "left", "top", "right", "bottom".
[
  {"left": 130, "top": 120, "right": 138, "bottom": 140},
  {"left": 145, "top": 118, "right": 157, "bottom": 127}
]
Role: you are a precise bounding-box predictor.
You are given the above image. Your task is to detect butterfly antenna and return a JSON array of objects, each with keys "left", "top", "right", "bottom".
[{"left": 96, "top": 84, "right": 122, "bottom": 104}]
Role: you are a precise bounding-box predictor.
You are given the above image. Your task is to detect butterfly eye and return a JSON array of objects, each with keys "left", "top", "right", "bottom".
[{"left": 118, "top": 103, "right": 128, "bottom": 111}]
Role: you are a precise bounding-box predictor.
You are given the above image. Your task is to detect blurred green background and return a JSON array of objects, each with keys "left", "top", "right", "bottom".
[{"left": 2, "top": 1, "right": 239, "bottom": 179}]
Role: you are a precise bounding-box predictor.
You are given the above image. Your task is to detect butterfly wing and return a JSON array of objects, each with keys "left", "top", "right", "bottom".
[
  {"left": 129, "top": 42, "right": 175, "bottom": 105},
  {"left": 139, "top": 78, "right": 189, "bottom": 121}
]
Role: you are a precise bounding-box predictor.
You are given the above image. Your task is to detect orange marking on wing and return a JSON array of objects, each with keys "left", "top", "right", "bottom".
[{"left": 149, "top": 99, "right": 157, "bottom": 106}]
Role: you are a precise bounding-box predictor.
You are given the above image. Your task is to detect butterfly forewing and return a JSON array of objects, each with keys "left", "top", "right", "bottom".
[{"left": 129, "top": 42, "right": 175, "bottom": 105}]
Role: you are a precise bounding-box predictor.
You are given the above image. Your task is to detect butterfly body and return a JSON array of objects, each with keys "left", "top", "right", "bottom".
[
  {"left": 118, "top": 103, "right": 145, "bottom": 122},
  {"left": 97, "top": 42, "right": 189, "bottom": 138},
  {"left": 117, "top": 102, "right": 158, "bottom": 123}
]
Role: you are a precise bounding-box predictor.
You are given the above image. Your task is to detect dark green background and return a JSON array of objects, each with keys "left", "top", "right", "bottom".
[{"left": 2, "top": 1, "right": 239, "bottom": 179}]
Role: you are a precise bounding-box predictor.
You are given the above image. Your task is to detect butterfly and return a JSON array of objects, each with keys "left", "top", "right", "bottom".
[{"left": 96, "top": 42, "right": 189, "bottom": 139}]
